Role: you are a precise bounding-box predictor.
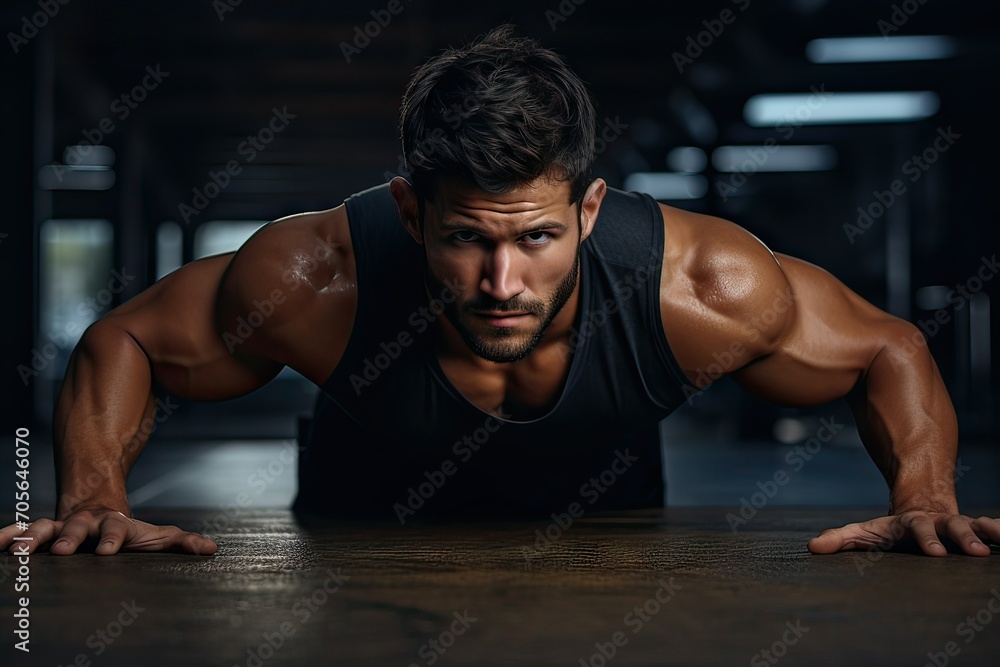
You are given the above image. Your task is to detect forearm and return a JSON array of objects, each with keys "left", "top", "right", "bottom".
[
  {"left": 54, "top": 322, "right": 157, "bottom": 518},
  {"left": 848, "top": 323, "right": 960, "bottom": 514}
]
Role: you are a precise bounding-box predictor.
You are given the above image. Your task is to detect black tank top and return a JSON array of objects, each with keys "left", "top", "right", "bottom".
[{"left": 294, "top": 183, "right": 693, "bottom": 520}]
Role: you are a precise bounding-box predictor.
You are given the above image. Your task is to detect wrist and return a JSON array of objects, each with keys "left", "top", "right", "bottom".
[
  {"left": 888, "top": 461, "right": 960, "bottom": 515},
  {"left": 57, "top": 499, "right": 132, "bottom": 521},
  {"left": 889, "top": 489, "right": 958, "bottom": 515},
  {"left": 57, "top": 476, "right": 129, "bottom": 519}
]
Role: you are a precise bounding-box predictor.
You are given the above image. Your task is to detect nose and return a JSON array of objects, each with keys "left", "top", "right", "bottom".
[{"left": 479, "top": 244, "right": 524, "bottom": 303}]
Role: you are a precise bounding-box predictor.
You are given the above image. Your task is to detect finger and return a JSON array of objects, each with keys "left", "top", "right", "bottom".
[
  {"left": 5, "top": 519, "right": 63, "bottom": 555},
  {"left": 942, "top": 516, "right": 990, "bottom": 556},
  {"left": 94, "top": 514, "right": 135, "bottom": 556},
  {"left": 0, "top": 523, "right": 29, "bottom": 551},
  {"left": 49, "top": 517, "right": 98, "bottom": 555},
  {"left": 971, "top": 517, "right": 1000, "bottom": 547},
  {"left": 902, "top": 514, "right": 947, "bottom": 557},
  {"left": 120, "top": 524, "right": 218, "bottom": 556},
  {"left": 807, "top": 527, "right": 849, "bottom": 554},
  {"left": 807, "top": 519, "right": 896, "bottom": 554},
  {"left": 178, "top": 532, "right": 218, "bottom": 556},
  {"left": 153, "top": 526, "right": 218, "bottom": 556}
]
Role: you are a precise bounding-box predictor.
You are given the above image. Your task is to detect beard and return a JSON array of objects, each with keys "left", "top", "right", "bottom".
[{"left": 426, "top": 250, "right": 581, "bottom": 364}]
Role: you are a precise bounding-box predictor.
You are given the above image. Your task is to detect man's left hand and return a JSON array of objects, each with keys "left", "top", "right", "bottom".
[{"left": 808, "top": 512, "right": 1000, "bottom": 557}]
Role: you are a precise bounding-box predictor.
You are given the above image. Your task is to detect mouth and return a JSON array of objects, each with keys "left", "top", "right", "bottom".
[{"left": 473, "top": 311, "right": 533, "bottom": 327}]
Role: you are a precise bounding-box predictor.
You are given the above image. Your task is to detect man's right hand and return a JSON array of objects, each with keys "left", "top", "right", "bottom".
[{"left": 0, "top": 509, "right": 217, "bottom": 556}]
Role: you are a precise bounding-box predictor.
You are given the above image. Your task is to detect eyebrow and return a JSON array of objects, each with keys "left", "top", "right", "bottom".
[{"left": 438, "top": 219, "right": 570, "bottom": 234}]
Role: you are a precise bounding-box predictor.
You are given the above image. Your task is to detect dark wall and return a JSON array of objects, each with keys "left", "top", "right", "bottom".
[
  {"left": 1, "top": 15, "right": 36, "bottom": 433},
  {"left": 4, "top": 0, "right": 999, "bottom": 438}
]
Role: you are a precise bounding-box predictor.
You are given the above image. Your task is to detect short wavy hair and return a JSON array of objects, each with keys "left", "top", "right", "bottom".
[{"left": 399, "top": 25, "right": 596, "bottom": 206}]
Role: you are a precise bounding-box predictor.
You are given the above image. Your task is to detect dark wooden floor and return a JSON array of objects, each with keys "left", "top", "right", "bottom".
[{"left": 3, "top": 507, "right": 1000, "bottom": 666}]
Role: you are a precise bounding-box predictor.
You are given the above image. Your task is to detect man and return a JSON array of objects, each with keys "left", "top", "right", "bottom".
[{"left": 3, "top": 26, "right": 997, "bottom": 558}]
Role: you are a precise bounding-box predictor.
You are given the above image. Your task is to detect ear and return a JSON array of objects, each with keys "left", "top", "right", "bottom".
[
  {"left": 578, "top": 178, "right": 606, "bottom": 243},
  {"left": 389, "top": 177, "right": 423, "bottom": 244}
]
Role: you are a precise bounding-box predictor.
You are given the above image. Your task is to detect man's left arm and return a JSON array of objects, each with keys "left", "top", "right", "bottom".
[
  {"left": 659, "top": 210, "right": 999, "bottom": 557},
  {"left": 730, "top": 250, "right": 999, "bottom": 556}
]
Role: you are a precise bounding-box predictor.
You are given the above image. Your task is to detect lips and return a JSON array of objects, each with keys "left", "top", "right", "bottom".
[
  {"left": 474, "top": 311, "right": 532, "bottom": 327},
  {"left": 475, "top": 311, "right": 529, "bottom": 318}
]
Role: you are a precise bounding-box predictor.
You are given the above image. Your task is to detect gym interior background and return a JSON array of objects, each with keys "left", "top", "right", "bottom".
[{"left": 2, "top": 0, "right": 998, "bottom": 514}]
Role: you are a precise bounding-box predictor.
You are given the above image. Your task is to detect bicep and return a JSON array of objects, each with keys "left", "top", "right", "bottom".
[
  {"left": 103, "top": 253, "right": 284, "bottom": 401},
  {"left": 731, "top": 253, "right": 903, "bottom": 406}
]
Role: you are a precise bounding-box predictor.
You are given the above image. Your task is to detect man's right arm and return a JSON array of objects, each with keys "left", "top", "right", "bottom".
[{"left": 1, "top": 206, "right": 357, "bottom": 555}]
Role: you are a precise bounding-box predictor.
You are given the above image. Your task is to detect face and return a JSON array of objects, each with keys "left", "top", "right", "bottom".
[{"left": 392, "top": 174, "right": 605, "bottom": 363}]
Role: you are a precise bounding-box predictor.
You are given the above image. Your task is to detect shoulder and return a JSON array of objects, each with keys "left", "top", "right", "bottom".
[
  {"left": 216, "top": 205, "right": 358, "bottom": 384},
  {"left": 657, "top": 203, "right": 795, "bottom": 384},
  {"left": 222, "top": 206, "right": 355, "bottom": 293}
]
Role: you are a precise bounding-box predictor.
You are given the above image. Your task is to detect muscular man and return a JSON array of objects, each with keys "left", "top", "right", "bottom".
[{"left": 3, "top": 26, "right": 997, "bottom": 558}]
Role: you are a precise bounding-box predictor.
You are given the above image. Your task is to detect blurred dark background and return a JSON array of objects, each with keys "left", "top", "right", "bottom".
[{"left": 1, "top": 0, "right": 997, "bottom": 513}]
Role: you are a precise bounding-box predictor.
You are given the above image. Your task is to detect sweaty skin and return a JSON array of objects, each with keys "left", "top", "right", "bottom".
[{"left": 1, "top": 175, "right": 997, "bottom": 557}]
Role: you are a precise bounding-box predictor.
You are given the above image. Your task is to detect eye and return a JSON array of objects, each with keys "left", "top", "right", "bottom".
[
  {"left": 452, "top": 230, "right": 480, "bottom": 243},
  {"left": 521, "top": 231, "right": 552, "bottom": 245}
]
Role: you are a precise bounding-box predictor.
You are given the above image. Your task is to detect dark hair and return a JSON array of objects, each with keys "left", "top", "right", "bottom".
[{"left": 399, "top": 25, "right": 596, "bottom": 206}]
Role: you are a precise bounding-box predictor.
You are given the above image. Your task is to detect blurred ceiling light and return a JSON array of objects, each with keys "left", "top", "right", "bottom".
[
  {"left": 38, "top": 165, "right": 115, "bottom": 190},
  {"left": 712, "top": 145, "right": 837, "bottom": 172},
  {"left": 806, "top": 36, "right": 957, "bottom": 63},
  {"left": 623, "top": 172, "right": 707, "bottom": 200},
  {"left": 666, "top": 147, "right": 708, "bottom": 173},
  {"left": 62, "top": 144, "right": 116, "bottom": 167},
  {"left": 744, "top": 91, "right": 939, "bottom": 126}
]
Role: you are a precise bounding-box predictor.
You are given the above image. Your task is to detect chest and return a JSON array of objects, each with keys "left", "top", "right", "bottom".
[{"left": 436, "top": 342, "right": 574, "bottom": 420}]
